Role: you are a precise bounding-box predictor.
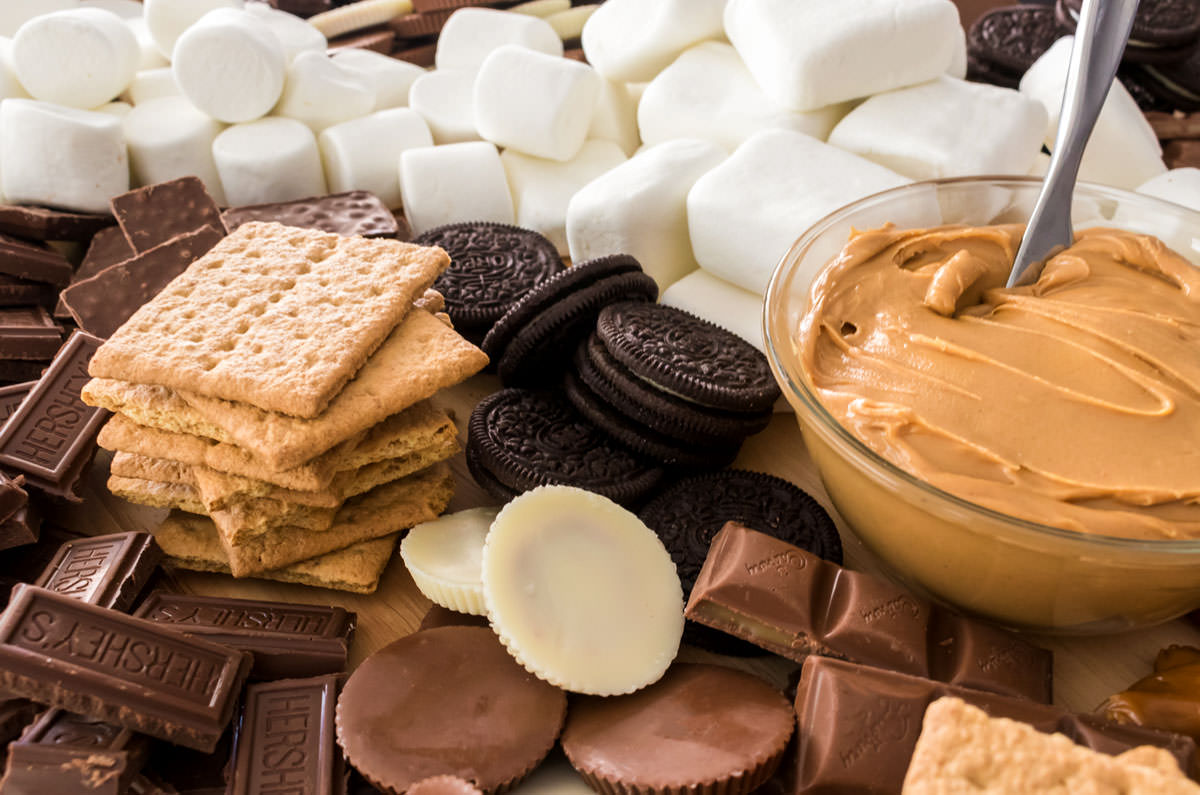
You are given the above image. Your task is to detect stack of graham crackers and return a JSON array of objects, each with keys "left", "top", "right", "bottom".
[{"left": 80, "top": 221, "right": 489, "bottom": 593}]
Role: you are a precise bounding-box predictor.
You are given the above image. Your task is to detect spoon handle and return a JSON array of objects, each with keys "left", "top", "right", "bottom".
[{"left": 1006, "top": 0, "right": 1138, "bottom": 287}]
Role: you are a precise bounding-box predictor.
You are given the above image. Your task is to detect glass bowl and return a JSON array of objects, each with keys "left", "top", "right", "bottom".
[{"left": 763, "top": 176, "right": 1200, "bottom": 634}]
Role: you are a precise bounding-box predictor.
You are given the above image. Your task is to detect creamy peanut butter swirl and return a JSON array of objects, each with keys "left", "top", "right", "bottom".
[{"left": 799, "top": 224, "right": 1200, "bottom": 540}]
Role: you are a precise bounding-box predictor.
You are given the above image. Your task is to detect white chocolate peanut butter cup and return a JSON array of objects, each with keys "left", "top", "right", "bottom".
[
  {"left": 481, "top": 485, "right": 684, "bottom": 696},
  {"left": 400, "top": 506, "right": 499, "bottom": 616}
]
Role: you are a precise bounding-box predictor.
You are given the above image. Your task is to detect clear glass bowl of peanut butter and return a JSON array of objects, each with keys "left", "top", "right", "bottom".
[{"left": 764, "top": 176, "right": 1200, "bottom": 633}]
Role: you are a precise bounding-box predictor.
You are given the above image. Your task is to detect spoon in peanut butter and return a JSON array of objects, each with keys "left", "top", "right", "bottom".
[{"left": 1006, "top": 0, "right": 1138, "bottom": 287}]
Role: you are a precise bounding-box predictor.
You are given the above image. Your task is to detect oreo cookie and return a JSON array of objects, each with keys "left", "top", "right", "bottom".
[
  {"left": 413, "top": 222, "right": 564, "bottom": 344},
  {"left": 1057, "top": 0, "right": 1200, "bottom": 62},
  {"left": 466, "top": 388, "right": 664, "bottom": 506},
  {"left": 595, "top": 302, "right": 781, "bottom": 413},
  {"left": 967, "top": 4, "right": 1062, "bottom": 87},
  {"left": 1128, "top": 46, "right": 1200, "bottom": 112}
]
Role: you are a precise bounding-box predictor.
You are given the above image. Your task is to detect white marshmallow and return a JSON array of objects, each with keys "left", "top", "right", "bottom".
[
  {"left": 243, "top": 2, "right": 326, "bottom": 64},
  {"left": 319, "top": 108, "right": 433, "bottom": 209},
  {"left": 947, "top": 21, "right": 968, "bottom": 79},
  {"left": 1112, "top": 171, "right": 1200, "bottom": 266},
  {"left": 687, "top": 129, "right": 917, "bottom": 295},
  {"left": 80, "top": 0, "right": 145, "bottom": 18},
  {"left": 0, "top": 39, "right": 30, "bottom": 101},
  {"left": 172, "top": 8, "right": 287, "bottom": 124},
  {"left": 435, "top": 8, "right": 561, "bottom": 72},
  {"left": 94, "top": 100, "right": 132, "bottom": 118},
  {"left": 126, "top": 67, "right": 180, "bottom": 106},
  {"left": 143, "top": 0, "right": 243, "bottom": 59},
  {"left": 502, "top": 139, "right": 627, "bottom": 253},
  {"left": 332, "top": 48, "right": 425, "bottom": 110},
  {"left": 0, "top": 1, "right": 76, "bottom": 38},
  {"left": 126, "top": 17, "right": 170, "bottom": 71},
  {"left": 509, "top": 0, "right": 571, "bottom": 17},
  {"left": 1136, "top": 168, "right": 1200, "bottom": 213},
  {"left": 475, "top": 45, "right": 600, "bottom": 161},
  {"left": 566, "top": 138, "right": 726, "bottom": 289},
  {"left": 212, "top": 116, "right": 326, "bottom": 206},
  {"left": 399, "top": 141, "right": 514, "bottom": 236},
  {"left": 12, "top": 8, "right": 139, "bottom": 109},
  {"left": 408, "top": 69, "right": 480, "bottom": 144},
  {"left": 274, "top": 51, "right": 373, "bottom": 132},
  {"left": 660, "top": 269, "right": 766, "bottom": 352},
  {"left": 638, "top": 42, "right": 852, "bottom": 151},
  {"left": 724, "top": 0, "right": 960, "bottom": 111},
  {"left": 124, "top": 96, "right": 226, "bottom": 203},
  {"left": 1, "top": 98, "right": 128, "bottom": 213},
  {"left": 581, "top": 0, "right": 725, "bottom": 84},
  {"left": 1021, "top": 37, "right": 1166, "bottom": 190},
  {"left": 828, "top": 76, "right": 1047, "bottom": 180},
  {"left": 588, "top": 78, "right": 639, "bottom": 156},
  {"left": 545, "top": 5, "right": 597, "bottom": 40}
]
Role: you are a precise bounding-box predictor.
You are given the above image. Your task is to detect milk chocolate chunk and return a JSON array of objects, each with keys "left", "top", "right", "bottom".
[
  {"left": 136, "top": 592, "right": 355, "bottom": 680},
  {"left": 229, "top": 675, "right": 347, "bottom": 795},
  {"left": 0, "top": 331, "right": 107, "bottom": 501},
  {"left": 793, "top": 656, "right": 1196, "bottom": 794},
  {"left": 328, "top": 26, "right": 395, "bottom": 53},
  {"left": 55, "top": 226, "right": 138, "bottom": 320},
  {"left": 0, "top": 474, "right": 33, "bottom": 552},
  {"left": 221, "top": 191, "right": 401, "bottom": 238},
  {"left": 0, "top": 275, "right": 58, "bottom": 308},
  {"left": 0, "top": 584, "right": 252, "bottom": 752},
  {"left": 0, "top": 205, "right": 114, "bottom": 242},
  {"left": 0, "top": 233, "right": 74, "bottom": 287},
  {"left": 686, "top": 522, "right": 1052, "bottom": 703},
  {"left": 1, "top": 708, "right": 151, "bottom": 795},
  {"left": 0, "top": 380, "right": 32, "bottom": 423},
  {"left": 110, "top": 177, "right": 226, "bottom": 254},
  {"left": 0, "top": 306, "right": 63, "bottom": 360},
  {"left": 34, "top": 531, "right": 161, "bottom": 612}
]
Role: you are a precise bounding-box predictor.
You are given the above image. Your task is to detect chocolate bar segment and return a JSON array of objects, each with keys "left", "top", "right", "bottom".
[
  {"left": 56, "top": 226, "right": 138, "bottom": 320},
  {"left": 0, "top": 331, "right": 107, "bottom": 500},
  {"left": 0, "top": 474, "right": 33, "bottom": 552},
  {"left": 0, "top": 274, "right": 57, "bottom": 308},
  {"left": 221, "top": 191, "right": 401, "bottom": 238},
  {"left": 34, "top": 531, "right": 162, "bottom": 612},
  {"left": 0, "top": 204, "right": 114, "bottom": 242},
  {"left": 135, "top": 592, "right": 355, "bottom": 679},
  {"left": 0, "top": 233, "right": 74, "bottom": 288},
  {"left": 0, "top": 708, "right": 151, "bottom": 795},
  {"left": 0, "top": 583, "right": 252, "bottom": 752},
  {"left": 110, "top": 176, "right": 226, "bottom": 254},
  {"left": 0, "top": 306, "right": 63, "bottom": 360},
  {"left": 685, "top": 522, "right": 1052, "bottom": 703},
  {"left": 793, "top": 656, "right": 1196, "bottom": 794},
  {"left": 228, "top": 675, "right": 347, "bottom": 795},
  {"left": 0, "top": 380, "right": 32, "bottom": 423}
]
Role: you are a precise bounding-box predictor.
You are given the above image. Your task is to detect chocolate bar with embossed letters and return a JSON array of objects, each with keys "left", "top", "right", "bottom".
[
  {"left": 135, "top": 592, "right": 354, "bottom": 680},
  {"left": 0, "top": 380, "right": 33, "bottom": 424},
  {"left": 0, "top": 584, "right": 252, "bottom": 752},
  {"left": 793, "top": 656, "right": 1197, "bottom": 794},
  {"left": 0, "top": 331, "right": 108, "bottom": 500},
  {"left": 0, "top": 708, "right": 152, "bottom": 794},
  {"left": 228, "top": 674, "right": 347, "bottom": 795},
  {"left": 34, "top": 532, "right": 161, "bottom": 612},
  {"left": 685, "top": 522, "right": 1052, "bottom": 703}
]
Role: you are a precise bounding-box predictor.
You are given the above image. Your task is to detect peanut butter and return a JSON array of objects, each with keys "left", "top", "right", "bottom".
[{"left": 799, "top": 224, "right": 1200, "bottom": 540}]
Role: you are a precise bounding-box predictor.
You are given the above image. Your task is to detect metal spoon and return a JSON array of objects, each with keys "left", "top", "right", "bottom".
[{"left": 1006, "top": 0, "right": 1138, "bottom": 287}]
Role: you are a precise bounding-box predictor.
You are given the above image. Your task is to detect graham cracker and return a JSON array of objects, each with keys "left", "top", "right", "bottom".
[
  {"left": 110, "top": 452, "right": 196, "bottom": 487},
  {"left": 82, "top": 379, "right": 236, "bottom": 443},
  {"left": 413, "top": 288, "right": 444, "bottom": 315},
  {"left": 87, "top": 221, "right": 449, "bottom": 418},
  {"left": 108, "top": 476, "right": 205, "bottom": 514},
  {"left": 901, "top": 697, "right": 1197, "bottom": 794},
  {"left": 154, "top": 511, "right": 399, "bottom": 594}
]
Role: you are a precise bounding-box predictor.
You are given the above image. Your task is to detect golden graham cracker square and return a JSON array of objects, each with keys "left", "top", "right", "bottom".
[{"left": 87, "top": 221, "right": 449, "bottom": 418}]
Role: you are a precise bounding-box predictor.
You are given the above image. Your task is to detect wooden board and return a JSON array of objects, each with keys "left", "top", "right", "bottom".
[{"left": 48, "top": 373, "right": 1200, "bottom": 714}]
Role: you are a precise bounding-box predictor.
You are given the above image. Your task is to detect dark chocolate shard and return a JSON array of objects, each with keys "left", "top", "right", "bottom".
[
  {"left": 0, "top": 274, "right": 58, "bottom": 308},
  {"left": 0, "top": 306, "right": 63, "bottom": 360},
  {"left": 0, "top": 233, "right": 74, "bottom": 287},
  {"left": 0, "top": 379, "right": 32, "bottom": 424},
  {"left": 55, "top": 226, "right": 138, "bottom": 320},
  {"left": 34, "top": 531, "right": 162, "bottom": 612},
  {"left": 0, "top": 708, "right": 152, "bottom": 795},
  {"left": 221, "top": 191, "right": 401, "bottom": 237},
  {"left": 110, "top": 177, "right": 226, "bottom": 254},
  {"left": 0, "top": 204, "right": 114, "bottom": 242},
  {"left": 0, "top": 502, "right": 39, "bottom": 553}
]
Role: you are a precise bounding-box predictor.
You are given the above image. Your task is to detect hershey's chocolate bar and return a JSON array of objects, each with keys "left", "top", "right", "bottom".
[
  {"left": 0, "top": 204, "right": 114, "bottom": 242},
  {"left": 0, "top": 474, "right": 34, "bottom": 552},
  {"left": 135, "top": 592, "right": 354, "bottom": 680},
  {"left": 229, "top": 675, "right": 347, "bottom": 795},
  {"left": 110, "top": 176, "right": 225, "bottom": 254},
  {"left": 0, "top": 584, "right": 252, "bottom": 752},
  {"left": 0, "top": 380, "right": 33, "bottom": 424},
  {"left": 34, "top": 531, "right": 162, "bottom": 612},
  {"left": 686, "top": 522, "right": 1052, "bottom": 703},
  {"left": 221, "top": 191, "right": 400, "bottom": 238},
  {"left": 0, "top": 306, "right": 63, "bottom": 360},
  {"left": 1, "top": 708, "right": 151, "bottom": 795}
]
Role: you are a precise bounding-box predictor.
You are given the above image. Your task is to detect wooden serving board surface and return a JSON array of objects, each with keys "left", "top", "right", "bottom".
[{"left": 50, "top": 374, "right": 1200, "bottom": 714}]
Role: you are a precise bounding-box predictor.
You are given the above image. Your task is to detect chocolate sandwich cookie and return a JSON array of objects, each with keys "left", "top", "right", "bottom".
[
  {"left": 596, "top": 302, "right": 781, "bottom": 413},
  {"left": 1129, "top": 46, "right": 1200, "bottom": 112},
  {"left": 967, "top": 5, "right": 1062, "bottom": 89},
  {"left": 414, "top": 222, "right": 564, "bottom": 343},
  {"left": 1057, "top": 0, "right": 1200, "bottom": 61},
  {"left": 467, "top": 388, "right": 663, "bottom": 505},
  {"left": 1121, "top": 67, "right": 1181, "bottom": 111}
]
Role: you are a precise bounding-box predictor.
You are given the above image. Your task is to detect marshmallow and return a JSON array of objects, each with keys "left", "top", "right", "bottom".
[
  {"left": 143, "top": 0, "right": 243, "bottom": 59},
  {"left": 1112, "top": 171, "right": 1200, "bottom": 266},
  {"left": 319, "top": 108, "right": 433, "bottom": 208},
  {"left": 545, "top": 5, "right": 597, "bottom": 39},
  {"left": 11, "top": 8, "right": 139, "bottom": 109},
  {"left": 332, "top": 48, "right": 425, "bottom": 110},
  {"left": 502, "top": 139, "right": 627, "bottom": 253},
  {"left": 124, "top": 96, "right": 226, "bottom": 203},
  {"left": 660, "top": 269, "right": 766, "bottom": 352},
  {"left": 435, "top": 8, "right": 562, "bottom": 72},
  {"left": 212, "top": 116, "right": 326, "bottom": 206},
  {"left": 0, "top": 39, "right": 30, "bottom": 100},
  {"left": 947, "top": 21, "right": 968, "bottom": 79},
  {"left": 399, "top": 141, "right": 514, "bottom": 236},
  {"left": 80, "top": 1, "right": 145, "bottom": 18},
  {"left": 0, "top": 98, "right": 128, "bottom": 214},
  {"left": 127, "top": 17, "right": 171, "bottom": 71},
  {"left": 1021, "top": 37, "right": 1166, "bottom": 190},
  {"left": 172, "top": 8, "right": 287, "bottom": 124},
  {"left": 243, "top": 2, "right": 326, "bottom": 64},
  {"left": 828, "top": 76, "right": 1047, "bottom": 180},
  {"left": 588, "top": 78, "right": 639, "bottom": 156},
  {"left": 724, "top": 0, "right": 961, "bottom": 111},
  {"left": 639, "top": 42, "right": 853, "bottom": 151},
  {"left": 0, "top": 1, "right": 76, "bottom": 38},
  {"left": 94, "top": 101, "right": 132, "bottom": 118},
  {"left": 510, "top": 0, "right": 571, "bottom": 16},
  {"left": 687, "top": 129, "right": 917, "bottom": 295},
  {"left": 125, "top": 67, "right": 180, "bottom": 106},
  {"left": 1136, "top": 168, "right": 1200, "bottom": 213},
  {"left": 475, "top": 45, "right": 600, "bottom": 161},
  {"left": 408, "top": 69, "right": 480, "bottom": 144},
  {"left": 581, "top": 0, "right": 725, "bottom": 83},
  {"left": 566, "top": 138, "right": 726, "bottom": 289},
  {"left": 274, "top": 51, "right": 374, "bottom": 132}
]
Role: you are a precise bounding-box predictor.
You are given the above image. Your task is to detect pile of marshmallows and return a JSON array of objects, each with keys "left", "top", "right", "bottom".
[{"left": 2, "top": 0, "right": 1199, "bottom": 354}]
